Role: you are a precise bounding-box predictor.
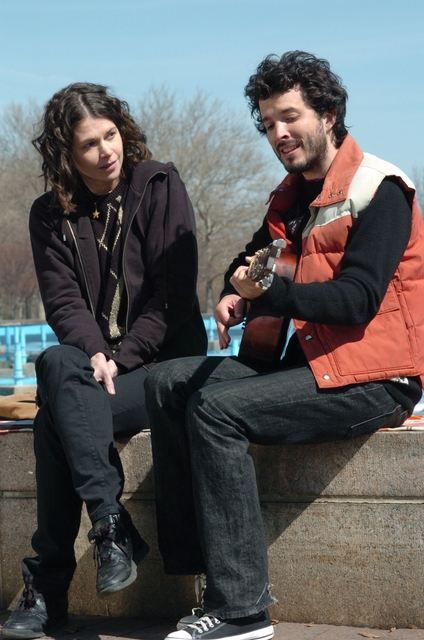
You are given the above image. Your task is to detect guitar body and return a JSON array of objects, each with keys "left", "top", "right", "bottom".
[{"left": 238, "top": 251, "right": 297, "bottom": 367}]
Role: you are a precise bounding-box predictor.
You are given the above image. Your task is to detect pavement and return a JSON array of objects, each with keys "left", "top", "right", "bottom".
[{"left": 1, "top": 613, "right": 423, "bottom": 640}]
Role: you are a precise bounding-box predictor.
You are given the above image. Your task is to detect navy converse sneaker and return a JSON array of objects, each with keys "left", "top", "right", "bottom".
[{"left": 167, "top": 610, "right": 274, "bottom": 640}]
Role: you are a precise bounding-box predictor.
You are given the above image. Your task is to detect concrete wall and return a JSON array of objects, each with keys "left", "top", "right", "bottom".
[{"left": 0, "top": 430, "right": 423, "bottom": 628}]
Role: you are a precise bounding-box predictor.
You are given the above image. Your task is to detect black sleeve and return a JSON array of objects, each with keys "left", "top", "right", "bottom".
[
  {"left": 29, "top": 195, "right": 113, "bottom": 359},
  {"left": 251, "top": 178, "right": 412, "bottom": 326},
  {"left": 220, "top": 216, "right": 273, "bottom": 298},
  {"left": 113, "top": 167, "right": 200, "bottom": 371}
]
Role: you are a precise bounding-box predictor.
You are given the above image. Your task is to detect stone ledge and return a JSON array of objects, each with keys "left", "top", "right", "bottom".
[{"left": 0, "top": 430, "right": 423, "bottom": 628}]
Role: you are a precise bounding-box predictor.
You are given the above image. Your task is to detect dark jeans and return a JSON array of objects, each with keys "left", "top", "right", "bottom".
[
  {"left": 145, "top": 355, "right": 408, "bottom": 619},
  {"left": 23, "top": 345, "right": 149, "bottom": 598}
]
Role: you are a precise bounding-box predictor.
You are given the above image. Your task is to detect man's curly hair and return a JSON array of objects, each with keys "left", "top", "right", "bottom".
[
  {"left": 33, "top": 82, "right": 152, "bottom": 214},
  {"left": 244, "top": 51, "right": 348, "bottom": 147}
]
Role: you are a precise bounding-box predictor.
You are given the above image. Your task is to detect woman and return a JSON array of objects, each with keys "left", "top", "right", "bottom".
[{"left": 2, "top": 83, "right": 207, "bottom": 639}]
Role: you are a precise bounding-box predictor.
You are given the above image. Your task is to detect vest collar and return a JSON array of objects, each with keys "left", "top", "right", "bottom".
[
  {"left": 268, "top": 134, "right": 364, "bottom": 208},
  {"left": 266, "top": 135, "right": 364, "bottom": 241}
]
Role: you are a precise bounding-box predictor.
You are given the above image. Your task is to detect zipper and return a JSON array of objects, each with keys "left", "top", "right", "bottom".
[
  {"left": 121, "top": 169, "right": 167, "bottom": 333},
  {"left": 66, "top": 219, "right": 96, "bottom": 316},
  {"left": 66, "top": 167, "right": 169, "bottom": 333}
]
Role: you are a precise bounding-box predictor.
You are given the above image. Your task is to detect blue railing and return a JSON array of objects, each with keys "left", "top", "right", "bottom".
[
  {"left": 0, "top": 318, "right": 241, "bottom": 386},
  {"left": 3, "top": 320, "right": 424, "bottom": 412},
  {"left": 202, "top": 315, "right": 240, "bottom": 356}
]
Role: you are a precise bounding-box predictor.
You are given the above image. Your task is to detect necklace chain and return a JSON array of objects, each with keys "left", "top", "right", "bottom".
[
  {"left": 87, "top": 190, "right": 112, "bottom": 219},
  {"left": 87, "top": 192, "right": 104, "bottom": 219}
]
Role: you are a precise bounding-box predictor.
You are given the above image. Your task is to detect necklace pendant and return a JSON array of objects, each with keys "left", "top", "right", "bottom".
[{"left": 93, "top": 208, "right": 100, "bottom": 219}]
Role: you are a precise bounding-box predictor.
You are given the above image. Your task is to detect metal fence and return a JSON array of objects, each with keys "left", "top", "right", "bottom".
[{"left": 0, "top": 318, "right": 242, "bottom": 386}]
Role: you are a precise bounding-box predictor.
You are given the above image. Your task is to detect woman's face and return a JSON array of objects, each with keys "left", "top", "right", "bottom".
[{"left": 71, "top": 116, "right": 124, "bottom": 194}]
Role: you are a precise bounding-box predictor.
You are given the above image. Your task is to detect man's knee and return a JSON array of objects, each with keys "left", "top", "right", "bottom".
[
  {"left": 186, "top": 386, "right": 226, "bottom": 427},
  {"left": 146, "top": 357, "right": 205, "bottom": 396},
  {"left": 145, "top": 361, "right": 174, "bottom": 399},
  {"left": 145, "top": 357, "right": 215, "bottom": 419}
]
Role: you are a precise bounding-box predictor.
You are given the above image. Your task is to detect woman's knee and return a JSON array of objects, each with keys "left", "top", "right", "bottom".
[{"left": 35, "top": 345, "right": 90, "bottom": 390}]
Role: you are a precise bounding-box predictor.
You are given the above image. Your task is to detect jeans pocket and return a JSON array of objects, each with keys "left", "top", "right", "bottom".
[{"left": 345, "top": 404, "right": 408, "bottom": 439}]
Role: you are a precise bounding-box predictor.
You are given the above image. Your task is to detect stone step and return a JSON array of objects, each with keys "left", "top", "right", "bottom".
[{"left": 0, "top": 430, "right": 423, "bottom": 628}]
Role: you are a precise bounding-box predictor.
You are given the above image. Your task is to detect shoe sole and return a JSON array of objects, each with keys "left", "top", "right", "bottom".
[
  {"left": 96, "top": 560, "right": 137, "bottom": 598},
  {"left": 239, "top": 627, "right": 274, "bottom": 640},
  {"left": 0, "top": 630, "right": 46, "bottom": 639},
  {"left": 1, "top": 617, "right": 68, "bottom": 639},
  {"left": 168, "top": 625, "right": 274, "bottom": 640}
]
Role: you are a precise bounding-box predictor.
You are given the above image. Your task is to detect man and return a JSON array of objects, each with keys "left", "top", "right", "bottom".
[{"left": 145, "top": 51, "right": 424, "bottom": 640}]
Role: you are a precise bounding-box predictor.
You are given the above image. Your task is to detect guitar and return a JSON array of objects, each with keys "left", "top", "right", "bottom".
[{"left": 238, "top": 239, "right": 297, "bottom": 366}]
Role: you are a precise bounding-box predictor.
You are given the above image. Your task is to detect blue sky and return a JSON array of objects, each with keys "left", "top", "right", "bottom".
[{"left": 0, "top": 0, "right": 423, "bottom": 177}]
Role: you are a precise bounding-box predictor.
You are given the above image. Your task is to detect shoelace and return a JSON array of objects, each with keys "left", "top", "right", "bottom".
[
  {"left": 17, "top": 581, "right": 38, "bottom": 612},
  {"left": 188, "top": 616, "right": 221, "bottom": 632},
  {"left": 89, "top": 522, "right": 129, "bottom": 565}
]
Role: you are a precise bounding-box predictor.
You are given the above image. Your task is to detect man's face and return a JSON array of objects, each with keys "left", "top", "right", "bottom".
[{"left": 259, "top": 88, "right": 337, "bottom": 179}]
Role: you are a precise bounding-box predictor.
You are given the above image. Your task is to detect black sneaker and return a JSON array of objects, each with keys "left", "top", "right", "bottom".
[
  {"left": 167, "top": 610, "right": 274, "bottom": 640},
  {"left": 88, "top": 514, "right": 149, "bottom": 598},
  {"left": 1, "top": 576, "right": 68, "bottom": 639}
]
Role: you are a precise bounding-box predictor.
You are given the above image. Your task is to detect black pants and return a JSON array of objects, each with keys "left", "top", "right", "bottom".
[{"left": 23, "top": 345, "right": 149, "bottom": 598}]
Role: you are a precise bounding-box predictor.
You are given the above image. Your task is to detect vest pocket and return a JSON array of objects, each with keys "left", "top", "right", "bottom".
[{"left": 320, "top": 283, "right": 414, "bottom": 377}]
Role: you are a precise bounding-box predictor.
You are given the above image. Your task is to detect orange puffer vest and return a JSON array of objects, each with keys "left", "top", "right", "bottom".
[{"left": 266, "top": 135, "right": 424, "bottom": 389}]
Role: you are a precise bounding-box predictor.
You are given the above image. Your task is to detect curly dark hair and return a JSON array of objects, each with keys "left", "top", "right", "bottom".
[
  {"left": 33, "top": 82, "right": 152, "bottom": 214},
  {"left": 244, "top": 51, "right": 348, "bottom": 147}
]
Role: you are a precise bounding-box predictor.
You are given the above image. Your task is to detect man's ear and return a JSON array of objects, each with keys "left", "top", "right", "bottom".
[{"left": 323, "top": 109, "right": 337, "bottom": 132}]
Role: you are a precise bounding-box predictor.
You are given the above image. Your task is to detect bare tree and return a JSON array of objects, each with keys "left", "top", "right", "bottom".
[
  {"left": 0, "top": 242, "right": 41, "bottom": 318},
  {"left": 0, "top": 92, "right": 281, "bottom": 319},
  {"left": 0, "top": 102, "right": 43, "bottom": 318},
  {"left": 137, "top": 89, "right": 279, "bottom": 313}
]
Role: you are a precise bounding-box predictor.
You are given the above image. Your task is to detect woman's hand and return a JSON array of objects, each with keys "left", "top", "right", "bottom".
[{"left": 90, "top": 352, "right": 118, "bottom": 395}]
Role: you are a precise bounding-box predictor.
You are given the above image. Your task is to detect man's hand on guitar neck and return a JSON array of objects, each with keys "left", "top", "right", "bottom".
[{"left": 214, "top": 294, "right": 246, "bottom": 350}]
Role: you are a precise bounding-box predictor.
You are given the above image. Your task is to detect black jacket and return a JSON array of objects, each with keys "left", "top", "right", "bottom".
[{"left": 29, "top": 160, "right": 207, "bottom": 372}]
